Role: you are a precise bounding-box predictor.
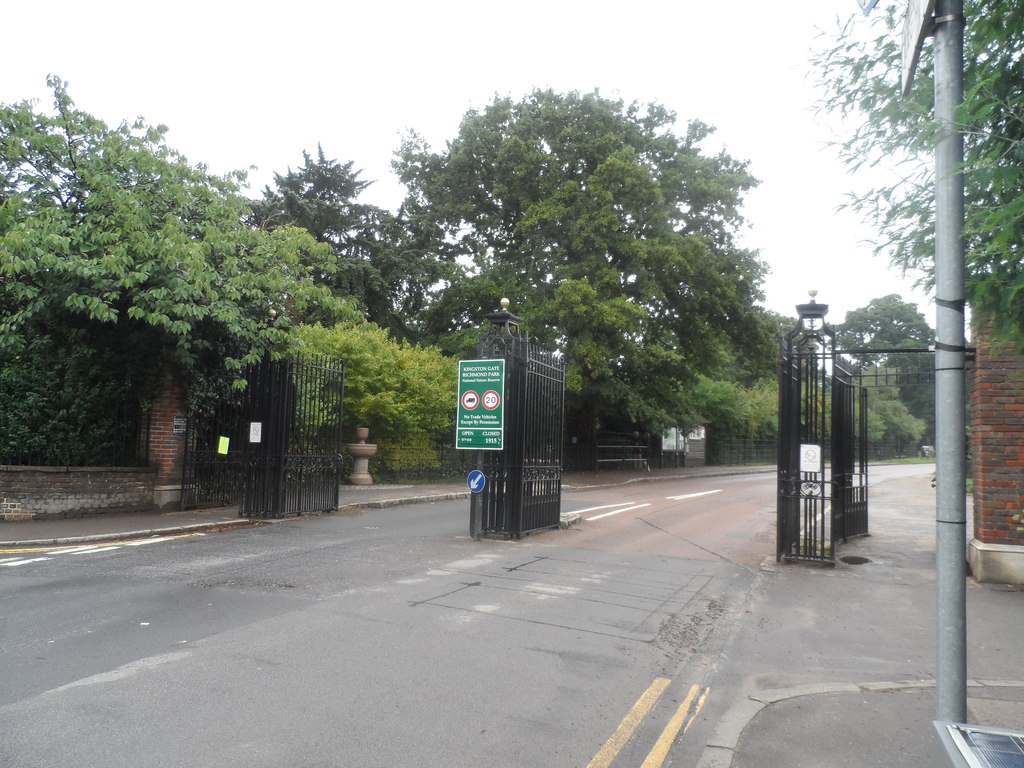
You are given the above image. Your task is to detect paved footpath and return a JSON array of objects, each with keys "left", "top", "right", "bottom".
[{"left": 700, "top": 467, "right": 1024, "bottom": 768}]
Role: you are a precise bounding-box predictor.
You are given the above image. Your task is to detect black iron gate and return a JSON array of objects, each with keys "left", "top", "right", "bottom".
[
  {"left": 470, "top": 304, "right": 565, "bottom": 539},
  {"left": 181, "top": 355, "right": 345, "bottom": 518},
  {"left": 777, "top": 299, "right": 869, "bottom": 563},
  {"left": 832, "top": 359, "right": 869, "bottom": 543}
]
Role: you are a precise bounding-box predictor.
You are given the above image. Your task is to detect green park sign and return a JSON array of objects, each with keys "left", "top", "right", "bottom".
[{"left": 456, "top": 359, "right": 505, "bottom": 450}]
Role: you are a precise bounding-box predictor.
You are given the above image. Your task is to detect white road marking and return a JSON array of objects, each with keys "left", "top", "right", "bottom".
[
  {"left": 69, "top": 546, "right": 122, "bottom": 554},
  {"left": 526, "top": 583, "right": 580, "bottom": 596},
  {"left": 586, "top": 503, "right": 651, "bottom": 521},
  {"left": 123, "top": 537, "right": 178, "bottom": 546},
  {"left": 45, "top": 650, "right": 192, "bottom": 694},
  {"left": 575, "top": 502, "right": 636, "bottom": 515},
  {"left": 2, "top": 557, "right": 53, "bottom": 567},
  {"left": 444, "top": 556, "right": 501, "bottom": 570},
  {"left": 0, "top": 533, "right": 203, "bottom": 568},
  {"left": 665, "top": 490, "right": 723, "bottom": 501}
]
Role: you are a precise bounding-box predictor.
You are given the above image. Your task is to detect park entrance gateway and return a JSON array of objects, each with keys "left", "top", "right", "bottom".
[
  {"left": 462, "top": 300, "right": 565, "bottom": 539},
  {"left": 777, "top": 296, "right": 869, "bottom": 563}
]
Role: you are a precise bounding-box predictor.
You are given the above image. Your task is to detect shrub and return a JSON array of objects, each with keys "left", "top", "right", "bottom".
[{"left": 298, "top": 322, "right": 457, "bottom": 470}]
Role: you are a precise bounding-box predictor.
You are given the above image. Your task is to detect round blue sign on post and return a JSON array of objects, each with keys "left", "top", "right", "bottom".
[{"left": 467, "top": 470, "right": 486, "bottom": 493}]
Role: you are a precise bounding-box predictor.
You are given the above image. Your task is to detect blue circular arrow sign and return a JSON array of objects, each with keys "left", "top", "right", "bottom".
[{"left": 467, "top": 470, "right": 486, "bottom": 493}]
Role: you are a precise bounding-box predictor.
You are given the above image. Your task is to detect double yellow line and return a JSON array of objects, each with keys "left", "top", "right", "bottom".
[{"left": 587, "top": 678, "right": 710, "bottom": 768}]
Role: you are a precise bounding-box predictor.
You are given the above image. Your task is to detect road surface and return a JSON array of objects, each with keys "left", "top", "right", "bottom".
[{"left": 0, "top": 466, "right": 931, "bottom": 767}]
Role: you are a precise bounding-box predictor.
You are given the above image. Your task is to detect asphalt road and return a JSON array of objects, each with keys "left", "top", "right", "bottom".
[{"left": 0, "top": 468, "right": 923, "bottom": 767}]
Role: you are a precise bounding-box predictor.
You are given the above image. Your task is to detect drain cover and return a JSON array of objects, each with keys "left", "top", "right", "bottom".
[{"left": 840, "top": 555, "right": 871, "bottom": 565}]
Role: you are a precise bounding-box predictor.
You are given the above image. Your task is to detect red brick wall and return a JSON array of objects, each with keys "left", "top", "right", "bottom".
[
  {"left": 0, "top": 466, "right": 156, "bottom": 519},
  {"left": 148, "top": 375, "right": 187, "bottom": 486},
  {"left": 971, "top": 332, "right": 1024, "bottom": 544},
  {"left": 0, "top": 375, "right": 188, "bottom": 519}
]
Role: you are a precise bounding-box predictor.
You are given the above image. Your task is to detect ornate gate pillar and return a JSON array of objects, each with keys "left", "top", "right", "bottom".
[
  {"left": 777, "top": 293, "right": 869, "bottom": 563},
  {"left": 468, "top": 300, "right": 564, "bottom": 539}
]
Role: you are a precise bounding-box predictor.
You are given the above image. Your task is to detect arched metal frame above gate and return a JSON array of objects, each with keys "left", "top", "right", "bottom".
[{"left": 777, "top": 298, "right": 869, "bottom": 563}]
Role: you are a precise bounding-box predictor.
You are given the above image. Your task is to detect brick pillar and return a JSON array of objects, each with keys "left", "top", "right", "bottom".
[
  {"left": 969, "top": 327, "right": 1024, "bottom": 582},
  {"left": 148, "top": 374, "right": 188, "bottom": 508}
]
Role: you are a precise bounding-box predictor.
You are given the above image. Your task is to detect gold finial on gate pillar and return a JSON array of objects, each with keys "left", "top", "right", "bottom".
[{"left": 481, "top": 297, "right": 524, "bottom": 343}]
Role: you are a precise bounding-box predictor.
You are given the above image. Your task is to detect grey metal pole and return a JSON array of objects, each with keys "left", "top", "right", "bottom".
[
  {"left": 470, "top": 451, "right": 485, "bottom": 539},
  {"left": 933, "top": 0, "right": 967, "bottom": 724}
]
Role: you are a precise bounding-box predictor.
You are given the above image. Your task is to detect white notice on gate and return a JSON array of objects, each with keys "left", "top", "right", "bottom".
[
  {"left": 249, "top": 422, "right": 262, "bottom": 443},
  {"left": 800, "top": 444, "right": 821, "bottom": 473}
]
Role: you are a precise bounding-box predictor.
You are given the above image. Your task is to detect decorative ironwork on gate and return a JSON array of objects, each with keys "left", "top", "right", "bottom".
[
  {"left": 470, "top": 302, "right": 565, "bottom": 539},
  {"left": 777, "top": 297, "right": 869, "bottom": 563},
  {"left": 181, "top": 355, "right": 345, "bottom": 518}
]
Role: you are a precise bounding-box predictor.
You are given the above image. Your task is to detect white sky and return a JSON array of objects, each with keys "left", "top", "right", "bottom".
[{"left": 4, "top": 0, "right": 933, "bottom": 327}]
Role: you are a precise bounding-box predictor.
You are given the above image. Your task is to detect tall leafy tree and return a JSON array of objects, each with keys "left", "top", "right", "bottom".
[
  {"left": 836, "top": 294, "right": 933, "bottom": 359},
  {"left": 683, "top": 375, "right": 779, "bottom": 440},
  {"left": 251, "top": 147, "right": 445, "bottom": 340},
  {"left": 297, "top": 322, "right": 457, "bottom": 471},
  {"left": 813, "top": 3, "right": 1024, "bottom": 336},
  {"left": 394, "top": 89, "right": 773, "bottom": 438},
  {"left": 836, "top": 294, "right": 934, "bottom": 443},
  {"left": 865, "top": 388, "right": 928, "bottom": 456},
  {"left": 0, "top": 79, "right": 350, "bottom": 458}
]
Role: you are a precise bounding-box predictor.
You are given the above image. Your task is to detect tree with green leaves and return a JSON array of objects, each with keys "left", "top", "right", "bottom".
[
  {"left": 297, "top": 322, "right": 457, "bottom": 472},
  {"left": 0, "top": 79, "right": 351, "bottom": 459},
  {"left": 836, "top": 294, "right": 933, "bottom": 361},
  {"left": 394, "top": 89, "right": 774, "bottom": 439},
  {"left": 863, "top": 377, "right": 928, "bottom": 457},
  {"left": 836, "top": 294, "right": 934, "bottom": 443},
  {"left": 250, "top": 147, "right": 446, "bottom": 341},
  {"left": 684, "top": 375, "right": 779, "bottom": 439},
  {"left": 814, "top": 3, "right": 1024, "bottom": 336}
]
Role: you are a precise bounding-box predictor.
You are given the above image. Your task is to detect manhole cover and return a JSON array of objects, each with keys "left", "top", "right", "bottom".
[{"left": 840, "top": 555, "right": 871, "bottom": 565}]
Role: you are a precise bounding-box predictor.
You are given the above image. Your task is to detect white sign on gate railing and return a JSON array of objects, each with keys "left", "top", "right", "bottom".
[{"left": 800, "top": 444, "right": 822, "bottom": 473}]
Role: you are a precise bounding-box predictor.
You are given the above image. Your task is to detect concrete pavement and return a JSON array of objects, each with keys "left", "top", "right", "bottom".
[
  {"left": 699, "top": 466, "right": 1024, "bottom": 768},
  {"left": 4, "top": 463, "right": 1019, "bottom": 768}
]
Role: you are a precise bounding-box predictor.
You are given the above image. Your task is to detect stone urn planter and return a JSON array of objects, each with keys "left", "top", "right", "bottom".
[{"left": 346, "top": 427, "right": 378, "bottom": 485}]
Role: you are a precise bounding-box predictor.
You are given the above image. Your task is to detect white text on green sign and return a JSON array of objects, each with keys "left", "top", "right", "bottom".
[{"left": 457, "top": 359, "right": 505, "bottom": 450}]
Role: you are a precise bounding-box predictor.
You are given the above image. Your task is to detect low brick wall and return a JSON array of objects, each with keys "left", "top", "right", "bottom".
[{"left": 0, "top": 466, "right": 158, "bottom": 520}]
